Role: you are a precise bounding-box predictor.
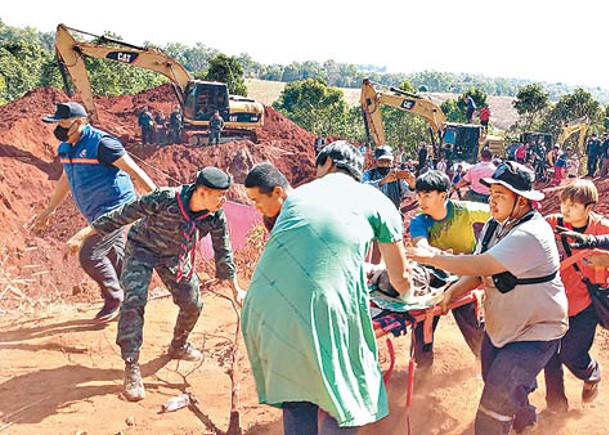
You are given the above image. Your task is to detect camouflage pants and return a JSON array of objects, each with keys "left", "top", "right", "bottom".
[{"left": 117, "top": 253, "right": 203, "bottom": 363}]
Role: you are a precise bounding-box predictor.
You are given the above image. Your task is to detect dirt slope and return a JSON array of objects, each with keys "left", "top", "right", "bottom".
[{"left": 1, "top": 298, "right": 607, "bottom": 434}]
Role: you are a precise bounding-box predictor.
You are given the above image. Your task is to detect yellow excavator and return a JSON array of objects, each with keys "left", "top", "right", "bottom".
[
  {"left": 54, "top": 24, "right": 264, "bottom": 144},
  {"left": 360, "top": 79, "right": 505, "bottom": 163},
  {"left": 557, "top": 116, "right": 589, "bottom": 151}
]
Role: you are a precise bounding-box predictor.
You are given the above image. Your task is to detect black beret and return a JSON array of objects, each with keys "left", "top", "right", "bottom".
[{"left": 195, "top": 167, "right": 232, "bottom": 190}]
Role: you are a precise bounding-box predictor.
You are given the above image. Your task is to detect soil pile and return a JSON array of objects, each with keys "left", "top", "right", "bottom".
[{"left": 0, "top": 85, "right": 316, "bottom": 310}]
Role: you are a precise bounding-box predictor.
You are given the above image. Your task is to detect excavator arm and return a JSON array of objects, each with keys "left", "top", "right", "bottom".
[
  {"left": 360, "top": 78, "right": 447, "bottom": 147},
  {"left": 55, "top": 24, "right": 192, "bottom": 124},
  {"left": 557, "top": 116, "right": 589, "bottom": 151}
]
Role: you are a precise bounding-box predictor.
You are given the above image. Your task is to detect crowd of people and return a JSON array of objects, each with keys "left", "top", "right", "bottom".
[
  {"left": 137, "top": 105, "right": 184, "bottom": 146},
  {"left": 34, "top": 101, "right": 608, "bottom": 435}
]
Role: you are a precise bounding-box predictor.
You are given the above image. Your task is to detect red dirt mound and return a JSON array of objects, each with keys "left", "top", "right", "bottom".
[{"left": 0, "top": 85, "right": 316, "bottom": 310}]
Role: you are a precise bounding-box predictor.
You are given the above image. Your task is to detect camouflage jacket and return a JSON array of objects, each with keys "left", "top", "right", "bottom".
[{"left": 92, "top": 185, "right": 236, "bottom": 280}]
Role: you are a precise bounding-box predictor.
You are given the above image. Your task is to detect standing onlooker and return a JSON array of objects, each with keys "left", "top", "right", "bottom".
[
  {"left": 436, "top": 156, "right": 448, "bottom": 173},
  {"left": 169, "top": 105, "right": 184, "bottom": 144},
  {"left": 505, "top": 141, "right": 518, "bottom": 161},
  {"left": 138, "top": 106, "right": 154, "bottom": 145},
  {"left": 242, "top": 141, "right": 413, "bottom": 434},
  {"left": 553, "top": 146, "right": 568, "bottom": 185},
  {"left": 417, "top": 142, "right": 429, "bottom": 175},
  {"left": 410, "top": 161, "right": 568, "bottom": 434},
  {"left": 453, "top": 147, "right": 496, "bottom": 203},
  {"left": 567, "top": 149, "right": 580, "bottom": 178},
  {"left": 515, "top": 142, "right": 527, "bottom": 164},
  {"left": 463, "top": 94, "right": 477, "bottom": 124},
  {"left": 585, "top": 133, "right": 601, "bottom": 177},
  {"left": 362, "top": 145, "right": 415, "bottom": 212},
  {"left": 34, "top": 102, "right": 156, "bottom": 322},
  {"left": 598, "top": 133, "right": 609, "bottom": 177},
  {"left": 544, "top": 180, "right": 607, "bottom": 412},
  {"left": 479, "top": 104, "right": 491, "bottom": 133},
  {"left": 154, "top": 110, "right": 167, "bottom": 145},
  {"left": 208, "top": 110, "right": 225, "bottom": 146}
]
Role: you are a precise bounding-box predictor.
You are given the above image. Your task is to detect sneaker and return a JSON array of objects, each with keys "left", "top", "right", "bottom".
[
  {"left": 94, "top": 301, "right": 120, "bottom": 323},
  {"left": 168, "top": 342, "right": 203, "bottom": 362},
  {"left": 123, "top": 363, "right": 145, "bottom": 401},
  {"left": 582, "top": 381, "right": 600, "bottom": 404}
]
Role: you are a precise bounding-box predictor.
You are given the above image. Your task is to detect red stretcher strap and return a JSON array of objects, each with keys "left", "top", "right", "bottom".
[{"left": 374, "top": 289, "right": 484, "bottom": 338}]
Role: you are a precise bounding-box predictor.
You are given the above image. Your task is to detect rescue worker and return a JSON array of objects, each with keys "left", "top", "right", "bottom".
[
  {"left": 34, "top": 102, "right": 156, "bottom": 323},
  {"left": 169, "top": 105, "right": 183, "bottom": 144},
  {"left": 70, "top": 167, "right": 245, "bottom": 401},
  {"left": 410, "top": 170, "right": 490, "bottom": 371},
  {"left": 244, "top": 162, "right": 292, "bottom": 232},
  {"left": 208, "top": 110, "right": 225, "bottom": 146},
  {"left": 409, "top": 161, "right": 568, "bottom": 434},
  {"left": 242, "top": 141, "right": 413, "bottom": 434},
  {"left": 544, "top": 180, "right": 607, "bottom": 411},
  {"left": 137, "top": 106, "right": 154, "bottom": 145}
]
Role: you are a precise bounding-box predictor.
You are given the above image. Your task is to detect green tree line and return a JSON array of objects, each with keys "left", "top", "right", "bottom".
[{"left": 1, "top": 19, "right": 607, "bottom": 157}]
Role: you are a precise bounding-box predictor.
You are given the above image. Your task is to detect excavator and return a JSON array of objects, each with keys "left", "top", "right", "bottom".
[
  {"left": 557, "top": 116, "right": 589, "bottom": 151},
  {"left": 54, "top": 24, "right": 264, "bottom": 145},
  {"left": 360, "top": 79, "right": 505, "bottom": 163}
]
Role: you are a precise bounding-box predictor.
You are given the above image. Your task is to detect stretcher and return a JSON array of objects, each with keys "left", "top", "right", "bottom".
[{"left": 371, "top": 248, "right": 606, "bottom": 434}]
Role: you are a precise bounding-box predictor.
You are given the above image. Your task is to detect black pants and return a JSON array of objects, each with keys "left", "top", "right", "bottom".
[
  {"left": 79, "top": 228, "right": 125, "bottom": 305},
  {"left": 414, "top": 300, "right": 484, "bottom": 368},
  {"left": 544, "top": 304, "right": 601, "bottom": 409}
]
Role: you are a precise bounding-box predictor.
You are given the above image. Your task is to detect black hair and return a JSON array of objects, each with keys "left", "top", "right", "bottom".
[
  {"left": 244, "top": 162, "right": 291, "bottom": 194},
  {"left": 415, "top": 170, "right": 451, "bottom": 193},
  {"left": 315, "top": 140, "right": 364, "bottom": 181}
]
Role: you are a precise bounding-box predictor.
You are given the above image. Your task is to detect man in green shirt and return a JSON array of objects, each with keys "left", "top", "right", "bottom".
[{"left": 242, "top": 142, "right": 413, "bottom": 433}]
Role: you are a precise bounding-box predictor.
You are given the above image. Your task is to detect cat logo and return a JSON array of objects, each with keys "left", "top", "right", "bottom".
[
  {"left": 106, "top": 51, "right": 139, "bottom": 64},
  {"left": 401, "top": 100, "right": 416, "bottom": 110}
]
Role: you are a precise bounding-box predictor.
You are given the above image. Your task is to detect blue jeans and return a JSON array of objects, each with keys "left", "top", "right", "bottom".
[
  {"left": 544, "top": 304, "right": 601, "bottom": 410},
  {"left": 475, "top": 333, "right": 559, "bottom": 435},
  {"left": 283, "top": 402, "right": 358, "bottom": 435}
]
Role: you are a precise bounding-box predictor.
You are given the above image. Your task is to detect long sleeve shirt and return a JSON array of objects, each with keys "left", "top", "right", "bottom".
[{"left": 92, "top": 185, "right": 236, "bottom": 280}]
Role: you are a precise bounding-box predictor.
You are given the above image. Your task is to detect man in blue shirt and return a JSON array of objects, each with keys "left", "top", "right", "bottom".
[
  {"left": 33, "top": 102, "right": 156, "bottom": 322},
  {"left": 362, "top": 146, "right": 415, "bottom": 212}
]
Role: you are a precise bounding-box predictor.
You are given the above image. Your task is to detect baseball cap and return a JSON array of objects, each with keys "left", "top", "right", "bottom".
[
  {"left": 42, "top": 102, "right": 88, "bottom": 123},
  {"left": 481, "top": 161, "right": 544, "bottom": 201},
  {"left": 374, "top": 146, "right": 394, "bottom": 161}
]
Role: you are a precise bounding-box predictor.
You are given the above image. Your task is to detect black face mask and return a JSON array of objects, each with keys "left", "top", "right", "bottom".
[
  {"left": 377, "top": 167, "right": 391, "bottom": 176},
  {"left": 53, "top": 121, "right": 76, "bottom": 142}
]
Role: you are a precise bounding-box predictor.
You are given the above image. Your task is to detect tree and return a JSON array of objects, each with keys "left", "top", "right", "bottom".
[
  {"left": 541, "top": 88, "right": 603, "bottom": 138},
  {"left": 204, "top": 54, "right": 248, "bottom": 96},
  {"left": 274, "top": 78, "right": 349, "bottom": 137},
  {"left": 513, "top": 83, "right": 549, "bottom": 130}
]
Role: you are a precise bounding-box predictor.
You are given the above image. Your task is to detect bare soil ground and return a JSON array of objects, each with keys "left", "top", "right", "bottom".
[
  {"left": 1, "top": 296, "right": 608, "bottom": 434},
  {"left": 1, "top": 85, "right": 608, "bottom": 434}
]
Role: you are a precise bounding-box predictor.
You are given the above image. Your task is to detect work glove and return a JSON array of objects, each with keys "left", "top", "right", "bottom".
[{"left": 555, "top": 226, "right": 598, "bottom": 249}]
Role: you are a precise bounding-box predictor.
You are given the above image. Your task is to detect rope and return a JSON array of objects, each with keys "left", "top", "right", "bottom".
[{"left": 125, "top": 148, "right": 184, "bottom": 186}]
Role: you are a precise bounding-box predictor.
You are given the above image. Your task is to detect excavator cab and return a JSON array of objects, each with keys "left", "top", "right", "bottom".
[
  {"left": 441, "top": 123, "right": 481, "bottom": 164},
  {"left": 183, "top": 81, "right": 230, "bottom": 122}
]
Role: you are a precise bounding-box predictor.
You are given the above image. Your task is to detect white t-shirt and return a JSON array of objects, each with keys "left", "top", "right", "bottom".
[{"left": 476, "top": 212, "right": 568, "bottom": 348}]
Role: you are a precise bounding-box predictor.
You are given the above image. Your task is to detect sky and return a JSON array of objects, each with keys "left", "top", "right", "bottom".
[{"left": 2, "top": 0, "right": 607, "bottom": 89}]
